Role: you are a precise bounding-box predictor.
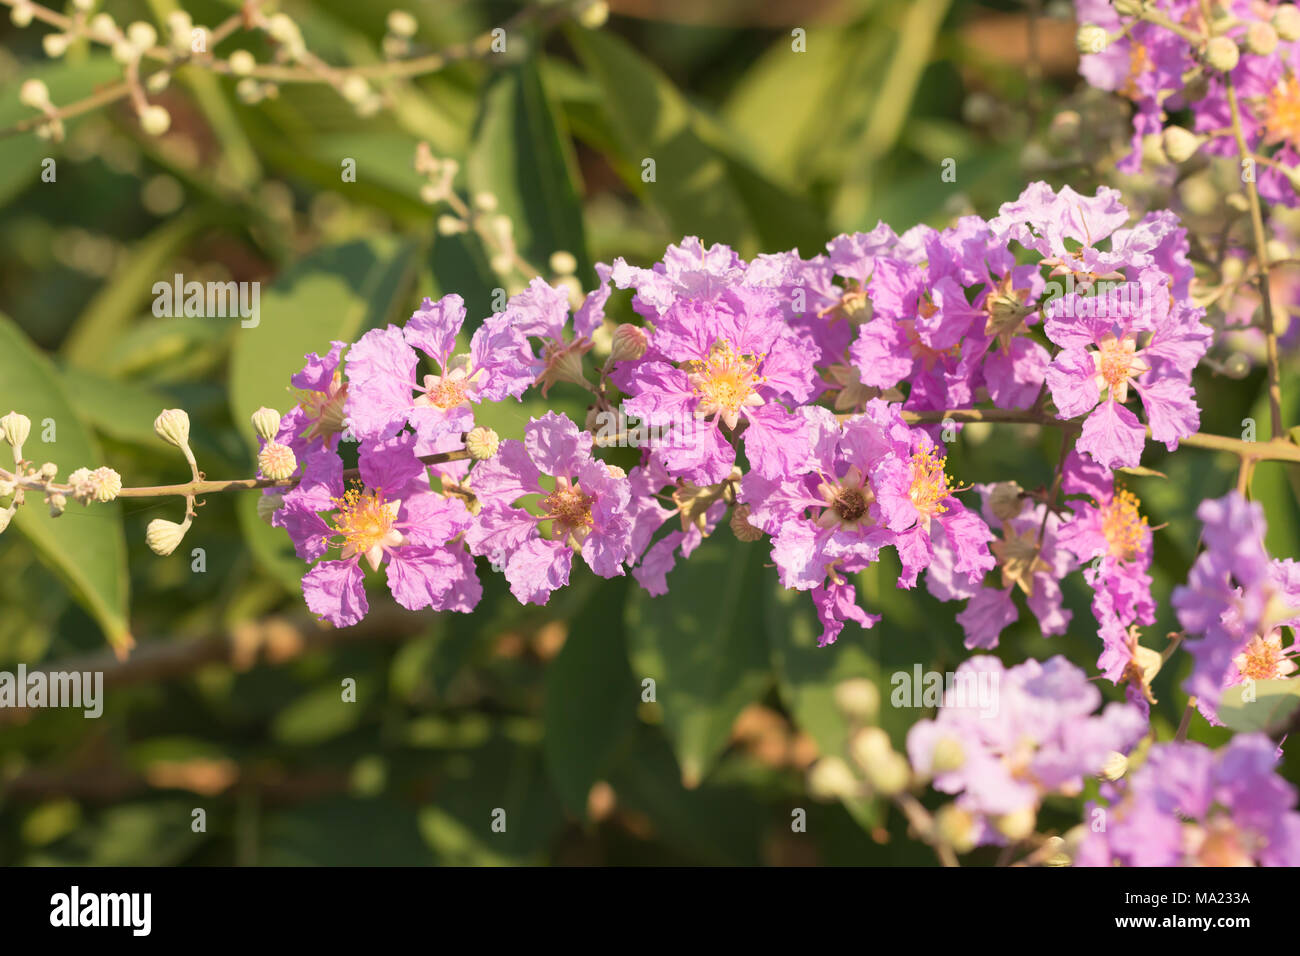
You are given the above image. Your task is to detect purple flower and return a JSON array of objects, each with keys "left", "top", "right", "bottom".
[{"left": 465, "top": 412, "right": 633, "bottom": 605}]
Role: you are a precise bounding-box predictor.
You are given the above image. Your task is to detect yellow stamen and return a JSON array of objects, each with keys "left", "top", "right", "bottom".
[
  {"left": 1100, "top": 489, "right": 1147, "bottom": 563},
  {"left": 1232, "top": 633, "right": 1297, "bottom": 682},
  {"left": 1262, "top": 73, "right": 1300, "bottom": 147},
  {"left": 686, "top": 340, "right": 765, "bottom": 429},
  {"left": 331, "top": 484, "right": 403, "bottom": 570},
  {"left": 909, "top": 448, "right": 952, "bottom": 522},
  {"left": 541, "top": 481, "right": 594, "bottom": 539}
]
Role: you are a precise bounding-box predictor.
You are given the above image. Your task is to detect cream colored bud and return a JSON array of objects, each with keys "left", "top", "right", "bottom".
[
  {"left": 228, "top": 50, "right": 257, "bottom": 76},
  {"left": 807, "top": 756, "right": 860, "bottom": 801},
  {"left": 0, "top": 507, "right": 13, "bottom": 533},
  {"left": 436, "top": 214, "right": 466, "bottom": 233},
  {"left": 1205, "top": 35, "right": 1240, "bottom": 72},
  {"left": 994, "top": 805, "right": 1038, "bottom": 841},
  {"left": 126, "top": 21, "right": 157, "bottom": 50},
  {"left": 387, "top": 10, "right": 418, "bottom": 37},
  {"left": 1161, "top": 125, "right": 1204, "bottom": 164},
  {"left": 43, "top": 33, "right": 70, "bottom": 58},
  {"left": 1099, "top": 750, "right": 1129, "bottom": 782},
  {"left": 609, "top": 324, "right": 648, "bottom": 363},
  {"left": 257, "top": 441, "right": 297, "bottom": 480},
  {"left": 1, "top": 411, "right": 31, "bottom": 453},
  {"left": 166, "top": 11, "right": 192, "bottom": 42},
  {"left": 1276, "top": 4, "right": 1300, "bottom": 41},
  {"left": 256, "top": 492, "right": 284, "bottom": 524},
  {"left": 1246, "top": 21, "right": 1279, "bottom": 56},
  {"left": 576, "top": 0, "right": 610, "bottom": 29},
  {"left": 729, "top": 504, "right": 763, "bottom": 542},
  {"left": 83, "top": 467, "right": 122, "bottom": 503},
  {"left": 473, "top": 191, "right": 499, "bottom": 213},
  {"left": 549, "top": 250, "right": 577, "bottom": 276},
  {"left": 145, "top": 518, "right": 190, "bottom": 556},
  {"left": 465, "top": 426, "right": 500, "bottom": 461},
  {"left": 340, "top": 75, "right": 370, "bottom": 105},
  {"left": 46, "top": 491, "right": 67, "bottom": 517},
  {"left": 145, "top": 72, "right": 171, "bottom": 94},
  {"left": 88, "top": 13, "right": 116, "bottom": 39},
  {"left": 1266, "top": 238, "right": 1291, "bottom": 264},
  {"left": 251, "top": 406, "right": 281, "bottom": 442},
  {"left": 11, "top": 3, "right": 34, "bottom": 28},
  {"left": 1075, "top": 24, "right": 1108, "bottom": 55},
  {"left": 0, "top": 478, "right": 17, "bottom": 497},
  {"left": 934, "top": 804, "right": 977, "bottom": 855},
  {"left": 849, "top": 727, "right": 893, "bottom": 767},
  {"left": 931, "top": 735, "right": 966, "bottom": 774},
  {"left": 37, "top": 462, "right": 57, "bottom": 481},
  {"left": 833, "top": 678, "right": 880, "bottom": 723},
  {"left": 19, "top": 79, "right": 49, "bottom": 109},
  {"left": 139, "top": 105, "right": 171, "bottom": 136},
  {"left": 153, "top": 408, "right": 191, "bottom": 448}
]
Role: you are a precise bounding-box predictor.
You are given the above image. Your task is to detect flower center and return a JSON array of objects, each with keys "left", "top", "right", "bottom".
[
  {"left": 686, "top": 340, "right": 765, "bottom": 429},
  {"left": 834, "top": 487, "right": 869, "bottom": 523},
  {"left": 1262, "top": 74, "right": 1300, "bottom": 146},
  {"left": 1190, "top": 817, "right": 1256, "bottom": 867},
  {"left": 420, "top": 373, "right": 470, "bottom": 410},
  {"left": 331, "top": 485, "right": 403, "bottom": 568},
  {"left": 1091, "top": 333, "right": 1147, "bottom": 402},
  {"left": 1233, "top": 633, "right": 1294, "bottom": 682},
  {"left": 909, "top": 448, "right": 952, "bottom": 520},
  {"left": 296, "top": 372, "right": 348, "bottom": 442},
  {"left": 1100, "top": 489, "right": 1147, "bottom": 563},
  {"left": 541, "top": 482, "right": 594, "bottom": 537}
]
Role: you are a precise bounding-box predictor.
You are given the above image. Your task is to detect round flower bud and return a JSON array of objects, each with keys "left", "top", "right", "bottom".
[
  {"left": 465, "top": 426, "right": 500, "bottom": 461},
  {"left": 1100, "top": 750, "right": 1129, "bottom": 782},
  {"left": 1161, "top": 125, "right": 1204, "bottom": 164},
  {"left": 576, "top": 0, "right": 610, "bottom": 29},
  {"left": 37, "top": 462, "right": 57, "bottom": 481},
  {"left": 436, "top": 214, "right": 467, "bottom": 234},
  {"left": 833, "top": 678, "right": 880, "bottom": 723},
  {"left": 1266, "top": 238, "right": 1291, "bottom": 264},
  {"left": 387, "top": 10, "right": 418, "bottom": 37},
  {"left": 145, "top": 73, "right": 171, "bottom": 94},
  {"left": 126, "top": 21, "right": 157, "bottom": 51},
  {"left": 0, "top": 478, "right": 15, "bottom": 497},
  {"left": 251, "top": 406, "right": 281, "bottom": 442},
  {"left": 145, "top": 518, "right": 189, "bottom": 556},
  {"left": 46, "top": 491, "right": 67, "bottom": 517},
  {"left": 930, "top": 735, "right": 966, "bottom": 774},
  {"left": 153, "top": 408, "right": 191, "bottom": 449},
  {"left": 1277, "top": 4, "right": 1300, "bottom": 41},
  {"left": 1246, "top": 21, "right": 1279, "bottom": 56},
  {"left": 228, "top": 50, "right": 256, "bottom": 76},
  {"left": 549, "top": 250, "right": 577, "bottom": 276},
  {"left": 609, "top": 324, "right": 648, "bottom": 363},
  {"left": 807, "top": 756, "right": 860, "bottom": 801},
  {"left": 139, "top": 105, "right": 171, "bottom": 136},
  {"left": 934, "top": 804, "right": 977, "bottom": 855},
  {"left": 472, "top": 191, "right": 499, "bottom": 213},
  {"left": 257, "top": 441, "right": 297, "bottom": 480},
  {"left": 166, "top": 11, "right": 193, "bottom": 43},
  {"left": 88, "top": 13, "right": 116, "bottom": 39},
  {"left": 256, "top": 492, "right": 284, "bottom": 525},
  {"left": 340, "top": 75, "right": 370, "bottom": 105},
  {"left": 994, "top": 806, "right": 1038, "bottom": 841},
  {"left": 19, "top": 79, "right": 49, "bottom": 109},
  {"left": 83, "top": 466, "right": 122, "bottom": 503},
  {"left": 1205, "top": 35, "right": 1240, "bottom": 72},
  {"left": 729, "top": 504, "right": 763, "bottom": 542},
  {"left": 43, "top": 33, "right": 70, "bottom": 58},
  {"left": 1, "top": 411, "right": 32, "bottom": 453},
  {"left": 1075, "top": 24, "right": 1108, "bottom": 55},
  {"left": 11, "top": 3, "right": 34, "bottom": 28},
  {"left": 1223, "top": 351, "right": 1251, "bottom": 378}
]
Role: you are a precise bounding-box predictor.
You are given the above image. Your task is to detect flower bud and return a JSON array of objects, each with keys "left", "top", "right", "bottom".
[
  {"left": 229, "top": 50, "right": 257, "bottom": 76},
  {"left": 1, "top": 411, "right": 32, "bottom": 456},
  {"left": 1161, "top": 125, "right": 1204, "bottom": 163},
  {"left": 46, "top": 491, "right": 67, "bottom": 517},
  {"left": 1075, "top": 24, "right": 1108, "bottom": 55},
  {"left": 994, "top": 805, "right": 1038, "bottom": 841},
  {"left": 833, "top": 678, "right": 879, "bottom": 723},
  {"left": 126, "top": 21, "right": 157, "bottom": 50},
  {"left": 851, "top": 727, "right": 912, "bottom": 796},
  {"left": 37, "top": 462, "right": 57, "bottom": 481},
  {"left": 256, "top": 492, "right": 284, "bottom": 525},
  {"left": 139, "top": 105, "right": 172, "bottom": 136},
  {"left": 1205, "top": 35, "right": 1240, "bottom": 72},
  {"left": 88, "top": 467, "right": 122, "bottom": 503},
  {"left": 153, "top": 408, "right": 191, "bottom": 449},
  {"left": 1100, "top": 750, "right": 1129, "bottom": 782},
  {"left": 934, "top": 804, "right": 977, "bottom": 855},
  {"left": 988, "top": 481, "right": 1024, "bottom": 521},
  {"left": 0, "top": 478, "right": 15, "bottom": 497},
  {"left": 576, "top": 0, "right": 610, "bottom": 29},
  {"left": 0, "top": 507, "right": 13, "bottom": 533},
  {"left": 931, "top": 735, "right": 966, "bottom": 774},
  {"left": 145, "top": 518, "right": 189, "bottom": 556},
  {"left": 19, "top": 79, "right": 49, "bottom": 110},
  {"left": 1246, "top": 21, "right": 1279, "bottom": 56},
  {"left": 729, "top": 504, "right": 763, "bottom": 542},
  {"left": 251, "top": 406, "right": 281, "bottom": 442},
  {"left": 610, "top": 324, "right": 648, "bottom": 363},
  {"left": 257, "top": 441, "right": 297, "bottom": 480},
  {"left": 807, "top": 756, "right": 860, "bottom": 801},
  {"left": 387, "top": 10, "right": 418, "bottom": 37},
  {"left": 10, "top": 2, "right": 33, "bottom": 28},
  {"left": 1277, "top": 4, "right": 1300, "bottom": 41},
  {"left": 466, "top": 426, "right": 500, "bottom": 461},
  {"left": 43, "top": 33, "right": 70, "bottom": 58}
]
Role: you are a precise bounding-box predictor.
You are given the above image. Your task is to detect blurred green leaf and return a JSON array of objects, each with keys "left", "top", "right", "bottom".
[
  {"left": 625, "top": 532, "right": 771, "bottom": 788},
  {"left": 0, "top": 313, "right": 131, "bottom": 649},
  {"left": 1216, "top": 679, "right": 1300, "bottom": 734}
]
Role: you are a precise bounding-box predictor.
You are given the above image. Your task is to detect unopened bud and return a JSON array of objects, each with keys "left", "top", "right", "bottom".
[
  {"left": 46, "top": 491, "right": 67, "bottom": 517},
  {"left": 807, "top": 756, "right": 860, "bottom": 801},
  {"left": 1099, "top": 750, "right": 1129, "bottom": 782},
  {"left": 1246, "top": 21, "right": 1279, "bottom": 56},
  {"left": 153, "top": 408, "right": 190, "bottom": 449},
  {"left": 850, "top": 727, "right": 911, "bottom": 795},
  {"left": 931, "top": 735, "right": 966, "bottom": 774},
  {"left": 994, "top": 805, "right": 1038, "bottom": 841},
  {"left": 549, "top": 250, "right": 577, "bottom": 275},
  {"left": 1, "top": 411, "right": 31, "bottom": 455},
  {"left": 145, "top": 518, "right": 189, "bottom": 556},
  {"left": 229, "top": 50, "right": 257, "bottom": 76},
  {"left": 1205, "top": 35, "right": 1240, "bottom": 72},
  {"left": 87, "top": 467, "right": 122, "bottom": 503},
  {"left": 609, "top": 324, "right": 648, "bottom": 363},
  {"left": 576, "top": 0, "right": 610, "bottom": 29},
  {"left": 1161, "top": 126, "right": 1204, "bottom": 164},
  {"left": 730, "top": 504, "right": 763, "bottom": 542},
  {"left": 256, "top": 492, "right": 284, "bottom": 524},
  {"left": 1276, "top": 4, "right": 1300, "bottom": 41},
  {"left": 466, "top": 426, "right": 500, "bottom": 461},
  {"left": 934, "top": 804, "right": 977, "bottom": 855},
  {"left": 1075, "top": 24, "right": 1108, "bottom": 55},
  {"left": 834, "top": 678, "right": 879, "bottom": 723},
  {"left": 19, "top": 79, "right": 49, "bottom": 109},
  {"left": 387, "top": 10, "right": 418, "bottom": 37},
  {"left": 251, "top": 406, "right": 281, "bottom": 442},
  {"left": 43, "top": 33, "right": 70, "bottom": 58},
  {"left": 126, "top": 21, "right": 157, "bottom": 50},
  {"left": 139, "top": 105, "right": 171, "bottom": 136},
  {"left": 988, "top": 481, "right": 1024, "bottom": 521},
  {"left": 257, "top": 442, "right": 297, "bottom": 480}
]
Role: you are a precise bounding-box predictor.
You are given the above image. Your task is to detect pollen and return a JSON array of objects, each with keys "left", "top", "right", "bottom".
[
  {"left": 686, "top": 339, "right": 765, "bottom": 430},
  {"left": 1262, "top": 73, "right": 1300, "bottom": 147},
  {"left": 909, "top": 448, "right": 952, "bottom": 520},
  {"left": 541, "top": 480, "right": 594, "bottom": 537},
  {"left": 1232, "top": 633, "right": 1296, "bottom": 682},
  {"left": 1100, "top": 489, "right": 1147, "bottom": 563},
  {"left": 1091, "top": 333, "right": 1147, "bottom": 402},
  {"left": 295, "top": 370, "right": 348, "bottom": 442},
  {"left": 422, "top": 374, "right": 470, "bottom": 410},
  {"left": 331, "top": 484, "right": 403, "bottom": 569}
]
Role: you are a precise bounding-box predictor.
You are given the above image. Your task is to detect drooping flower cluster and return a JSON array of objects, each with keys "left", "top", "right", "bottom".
[
  {"left": 1076, "top": 733, "right": 1300, "bottom": 866},
  {"left": 906, "top": 655, "right": 1147, "bottom": 847}
]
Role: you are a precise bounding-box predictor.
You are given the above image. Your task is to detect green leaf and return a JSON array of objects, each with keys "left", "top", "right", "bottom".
[
  {"left": 468, "top": 58, "right": 591, "bottom": 278},
  {"left": 0, "top": 314, "right": 131, "bottom": 649},
  {"left": 229, "top": 236, "right": 419, "bottom": 424},
  {"left": 1216, "top": 679, "right": 1300, "bottom": 734},
  {"left": 566, "top": 27, "right": 754, "bottom": 252},
  {"left": 543, "top": 576, "right": 638, "bottom": 813},
  {"left": 625, "top": 532, "right": 772, "bottom": 788}
]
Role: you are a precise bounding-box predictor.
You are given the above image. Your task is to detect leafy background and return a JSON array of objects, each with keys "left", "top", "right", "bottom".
[{"left": 0, "top": 0, "right": 1293, "bottom": 865}]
